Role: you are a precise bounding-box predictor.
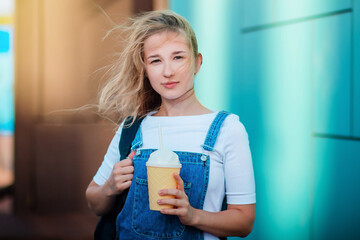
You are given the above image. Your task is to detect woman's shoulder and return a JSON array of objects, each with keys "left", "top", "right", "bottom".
[
  {"left": 221, "top": 112, "right": 242, "bottom": 125},
  {"left": 221, "top": 112, "right": 248, "bottom": 137}
]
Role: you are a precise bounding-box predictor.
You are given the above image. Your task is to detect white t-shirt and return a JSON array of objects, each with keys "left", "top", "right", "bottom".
[{"left": 93, "top": 112, "right": 256, "bottom": 240}]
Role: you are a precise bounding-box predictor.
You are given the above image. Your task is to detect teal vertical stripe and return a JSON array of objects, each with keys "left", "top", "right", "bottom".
[
  {"left": 0, "top": 27, "right": 14, "bottom": 134},
  {"left": 353, "top": 0, "right": 360, "bottom": 137}
]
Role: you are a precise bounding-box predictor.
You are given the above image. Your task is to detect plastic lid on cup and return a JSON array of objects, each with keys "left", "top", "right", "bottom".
[{"left": 145, "top": 124, "right": 182, "bottom": 168}]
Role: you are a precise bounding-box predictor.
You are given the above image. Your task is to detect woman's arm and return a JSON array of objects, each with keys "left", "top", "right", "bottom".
[
  {"left": 158, "top": 173, "right": 255, "bottom": 237},
  {"left": 188, "top": 204, "right": 255, "bottom": 237},
  {"left": 85, "top": 180, "right": 118, "bottom": 216},
  {"left": 85, "top": 152, "right": 135, "bottom": 216}
]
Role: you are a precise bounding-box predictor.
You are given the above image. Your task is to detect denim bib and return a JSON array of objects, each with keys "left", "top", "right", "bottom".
[{"left": 116, "top": 111, "right": 229, "bottom": 240}]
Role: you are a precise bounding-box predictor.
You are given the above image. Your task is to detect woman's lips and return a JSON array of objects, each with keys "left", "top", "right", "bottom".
[{"left": 162, "top": 81, "right": 179, "bottom": 89}]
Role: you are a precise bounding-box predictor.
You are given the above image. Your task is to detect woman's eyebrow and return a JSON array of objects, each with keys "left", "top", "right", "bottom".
[
  {"left": 147, "top": 54, "right": 160, "bottom": 60},
  {"left": 173, "top": 50, "right": 186, "bottom": 55},
  {"left": 147, "top": 51, "right": 187, "bottom": 60}
]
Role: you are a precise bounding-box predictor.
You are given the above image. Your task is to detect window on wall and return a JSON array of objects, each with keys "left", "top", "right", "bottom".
[{"left": 0, "top": 0, "right": 14, "bottom": 214}]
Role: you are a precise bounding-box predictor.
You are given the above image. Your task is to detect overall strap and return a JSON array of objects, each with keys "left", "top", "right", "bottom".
[
  {"left": 119, "top": 116, "right": 143, "bottom": 159},
  {"left": 202, "top": 111, "right": 230, "bottom": 152},
  {"left": 202, "top": 111, "right": 230, "bottom": 240}
]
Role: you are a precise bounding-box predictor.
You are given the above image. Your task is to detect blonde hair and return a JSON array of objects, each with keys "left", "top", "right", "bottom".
[{"left": 98, "top": 10, "right": 199, "bottom": 125}]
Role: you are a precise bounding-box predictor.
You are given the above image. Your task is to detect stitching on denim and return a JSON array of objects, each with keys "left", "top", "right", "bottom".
[
  {"left": 135, "top": 149, "right": 210, "bottom": 165},
  {"left": 203, "top": 111, "right": 229, "bottom": 151},
  {"left": 201, "top": 144, "right": 213, "bottom": 152},
  {"left": 199, "top": 158, "right": 209, "bottom": 210},
  {"left": 203, "top": 112, "right": 223, "bottom": 148}
]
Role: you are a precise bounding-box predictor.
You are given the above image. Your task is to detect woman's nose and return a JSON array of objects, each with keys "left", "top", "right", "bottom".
[{"left": 163, "top": 62, "right": 174, "bottom": 77}]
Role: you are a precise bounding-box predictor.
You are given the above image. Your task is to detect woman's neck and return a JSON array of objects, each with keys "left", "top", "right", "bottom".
[{"left": 155, "top": 90, "right": 211, "bottom": 116}]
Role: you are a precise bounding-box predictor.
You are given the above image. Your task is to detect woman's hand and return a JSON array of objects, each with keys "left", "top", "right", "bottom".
[
  {"left": 157, "top": 173, "right": 197, "bottom": 226},
  {"left": 105, "top": 151, "right": 136, "bottom": 196},
  {"left": 154, "top": 173, "right": 255, "bottom": 237},
  {"left": 85, "top": 151, "right": 136, "bottom": 216}
]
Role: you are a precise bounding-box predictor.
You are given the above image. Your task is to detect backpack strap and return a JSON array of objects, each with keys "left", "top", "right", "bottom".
[
  {"left": 94, "top": 116, "right": 143, "bottom": 240},
  {"left": 119, "top": 116, "right": 143, "bottom": 160},
  {"left": 116, "top": 116, "right": 143, "bottom": 208}
]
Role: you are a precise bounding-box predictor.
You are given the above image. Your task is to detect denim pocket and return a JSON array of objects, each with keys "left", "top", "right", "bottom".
[{"left": 133, "top": 177, "right": 192, "bottom": 238}]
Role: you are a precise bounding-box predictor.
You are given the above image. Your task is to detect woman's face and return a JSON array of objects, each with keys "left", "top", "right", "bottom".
[{"left": 143, "top": 31, "right": 202, "bottom": 103}]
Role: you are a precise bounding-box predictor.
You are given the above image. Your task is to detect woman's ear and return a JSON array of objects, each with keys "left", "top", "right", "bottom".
[{"left": 195, "top": 53, "right": 203, "bottom": 75}]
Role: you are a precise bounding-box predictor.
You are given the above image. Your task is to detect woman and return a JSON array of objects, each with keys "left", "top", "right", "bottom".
[{"left": 86, "top": 10, "right": 255, "bottom": 240}]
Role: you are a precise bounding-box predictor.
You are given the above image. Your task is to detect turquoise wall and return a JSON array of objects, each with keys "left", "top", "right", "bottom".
[{"left": 170, "top": 0, "right": 360, "bottom": 239}]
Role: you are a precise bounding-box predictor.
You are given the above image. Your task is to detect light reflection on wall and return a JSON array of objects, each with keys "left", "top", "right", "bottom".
[{"left": 253, "top": 21, "right": 312, "bottom": 240}]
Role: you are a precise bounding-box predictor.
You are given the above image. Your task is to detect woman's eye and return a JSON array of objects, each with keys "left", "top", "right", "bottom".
[
  {"left": 150, "top": 59, "right": 161, "bottom": 64},
  {"left": 174, "top": 56, "right": 183, "bottom": 60}
]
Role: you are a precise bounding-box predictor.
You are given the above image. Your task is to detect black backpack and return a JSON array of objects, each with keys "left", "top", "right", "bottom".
[{"left": 94, "top": 116, "right": 143, "bottom": 240}]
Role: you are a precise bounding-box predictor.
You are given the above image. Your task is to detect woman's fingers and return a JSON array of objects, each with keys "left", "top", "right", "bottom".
[
  {"left": 158, "top": 188, "right": 184, "bottom": 198},
  {"left": 113, "top": 158, "right": 134, "bottom": 174},
  {"left": 117, "top": 158, "right": 133, "bottom": 167},
  {"left": 158, "top": 174, "right": 188, "bottom": 209},
  {"left": 127, "top": 150, "right": 136, "bottom": 160},
  {"left": 108, "top": 155, "right": 135, "bottom": 194},
  {"left": 154, "top": 174, "right": 195, "bottom": 225},
  {"left": 114, "top": 173, "right": 133, "bottom": 182},
  {"left": 114, "top": 164, "right": 134, "bottom": 175},
  {"left": 157, "top": 197, "right": 188, "bottom": 208},
  {"left": 174, "top": 173, "right": 184, "bottom": 192},
  {"left": 159, "top": 207, "right": 185, "bottom": 216},
  {"left": 158, "top": 173, "right": 186, "bottom": 199},
  {"left": 158, "top": 181, "right": 195, "bottom": 225}
]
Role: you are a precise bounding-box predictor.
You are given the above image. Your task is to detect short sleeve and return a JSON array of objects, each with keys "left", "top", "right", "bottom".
[
  {"left": 222, "top": 115, "right": 256, "bottom": 204},
  {"left": 93, "top": 124, "right": 123, "bottom": 185}
]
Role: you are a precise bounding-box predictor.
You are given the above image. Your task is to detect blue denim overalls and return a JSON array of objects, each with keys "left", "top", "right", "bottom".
[{"left": 116, "top": 111, "right": 230, "bottom": 240}]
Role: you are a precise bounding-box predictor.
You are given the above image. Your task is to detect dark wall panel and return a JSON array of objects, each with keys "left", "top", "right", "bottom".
[
  {"left": 34, "top": 123, "right": 114, "bottom": 213},
  {"left": 313, "top": 137, "right": 360, "bottom": 240}
]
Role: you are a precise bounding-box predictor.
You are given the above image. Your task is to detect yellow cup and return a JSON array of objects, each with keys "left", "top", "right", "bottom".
[{"left": 146, "top": 166, "right": 181, "bottom": 211}]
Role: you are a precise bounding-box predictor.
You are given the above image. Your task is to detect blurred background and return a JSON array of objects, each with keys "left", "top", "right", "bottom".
[{"left": 0, "top": 0, "right": 359, "bottom": 239}]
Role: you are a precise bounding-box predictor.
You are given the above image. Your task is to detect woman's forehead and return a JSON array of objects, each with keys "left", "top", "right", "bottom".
[{"left": 143, "top": 31, "right": 190, "bottom": 55}]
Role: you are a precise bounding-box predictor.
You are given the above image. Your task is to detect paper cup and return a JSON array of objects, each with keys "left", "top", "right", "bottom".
[{"left": 146, "top": 166, "right": 181, "bottom": 211}]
